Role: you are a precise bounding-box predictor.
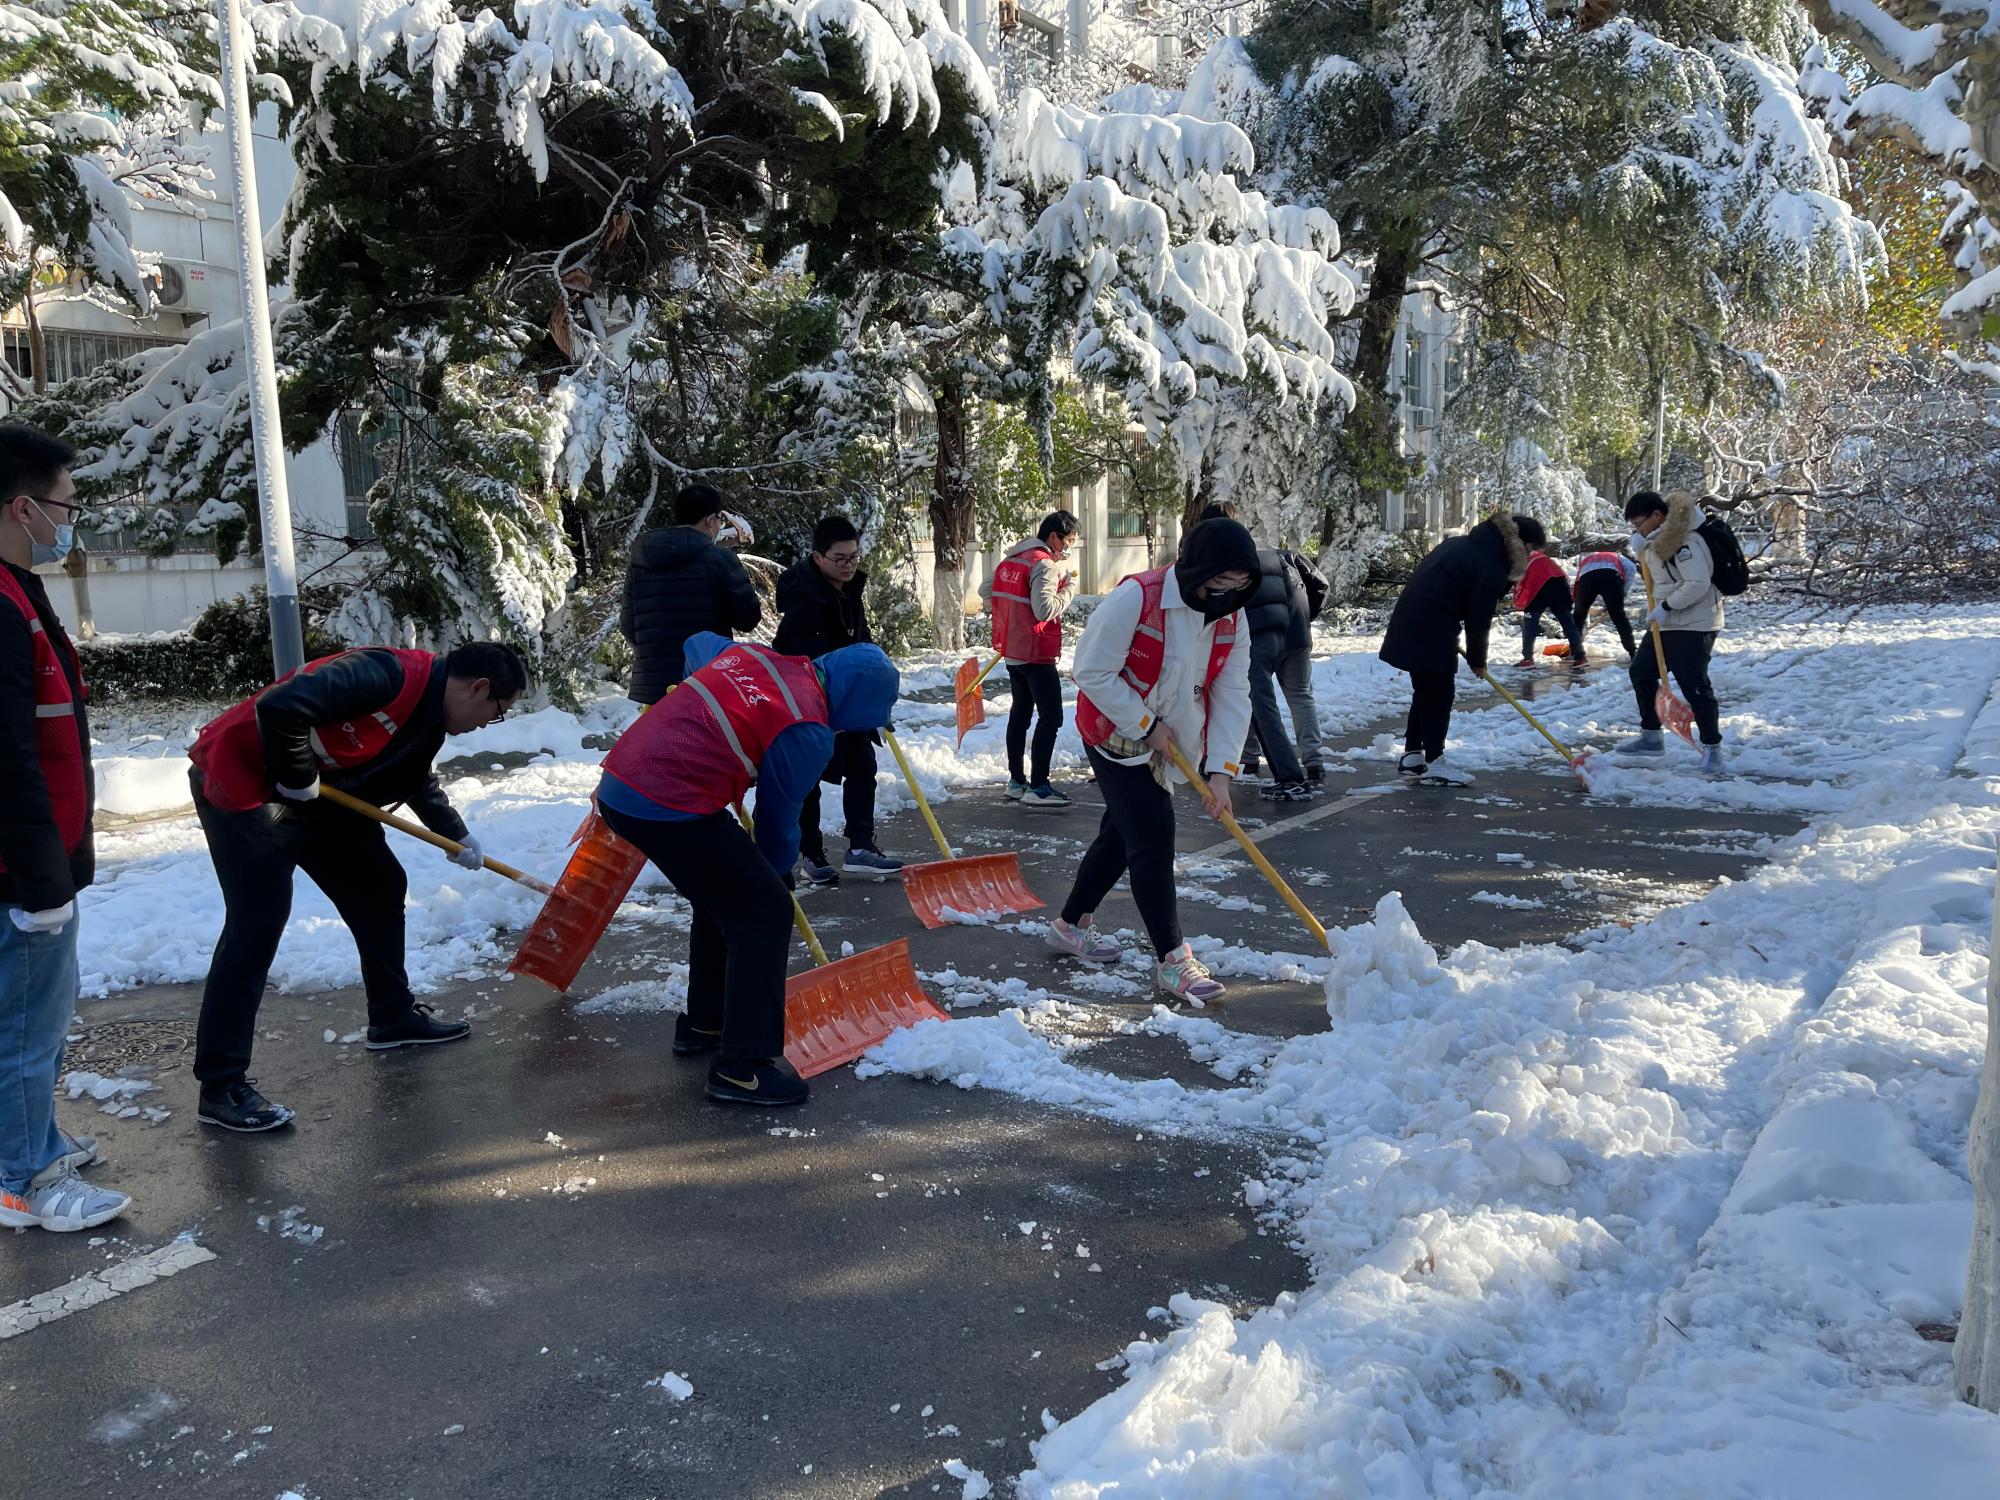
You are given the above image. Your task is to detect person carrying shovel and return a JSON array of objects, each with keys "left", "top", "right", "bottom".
[
  {"left": 1615, "top": 490, "right": 1727, "bottom": 774},
  {"left": 185, "top": 642, "right": 530, "bottom": 1132},
  {"left": 1046, "top": 517, "right": 1259, "bottom": 1003},
  {"left": 595, "top": 632, "right": 900, "bottom": 1107}
]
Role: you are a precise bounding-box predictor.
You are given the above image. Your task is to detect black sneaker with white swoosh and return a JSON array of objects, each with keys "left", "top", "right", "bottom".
[{"left": 705, "top": 1058, "right": 809, "bottom": 1107}]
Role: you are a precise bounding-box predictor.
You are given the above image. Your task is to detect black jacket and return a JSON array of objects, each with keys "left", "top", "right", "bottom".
[
  {"left": 1378, "top": 515, "right": 1529, "bottom": 676},
  {"left": 0, "top": 563, "right": 93, "bottom": 909},
  {"left": 620, "top": 527, "right": 762, "bottom": 705},
  {"left": 1246, "top": 548, "right": 1321, "bottom": 652},
  {"left": 772, "top": 559, "right": 872, "bottom": 660},
  {"left": 255, "top": 649, "right": 467, "bottom": 841}
]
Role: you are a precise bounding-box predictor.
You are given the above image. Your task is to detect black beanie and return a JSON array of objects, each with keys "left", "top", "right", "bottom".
[{"left": 1175, "top": 518, "right": 1263, "bottom": 621}]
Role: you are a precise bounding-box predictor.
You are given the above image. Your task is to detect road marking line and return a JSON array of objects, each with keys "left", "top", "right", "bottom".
[
  {"left": 0, "top": 1240, "right": 217, "bottom": 1340},
  {"left": 1181, "top": 786, "right": 1400, "bottom": 867}
]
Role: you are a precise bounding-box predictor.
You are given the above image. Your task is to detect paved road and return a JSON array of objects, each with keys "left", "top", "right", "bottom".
[{"left": 3, "top": 691, "right": 1800, "bottom": 1499}]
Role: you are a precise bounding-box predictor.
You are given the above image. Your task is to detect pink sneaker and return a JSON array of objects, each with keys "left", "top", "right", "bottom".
[
  {"left": 1155, "top": 943, "right": 1225, "bottom": 1003},
  {"left": 1047, "top": 916, "right": 1121, "bottom": 964}
]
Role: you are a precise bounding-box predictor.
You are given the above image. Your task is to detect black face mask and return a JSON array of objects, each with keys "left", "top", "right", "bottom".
[{"left": 1198, "top": 585, "right": 1249, "bottom": 621}]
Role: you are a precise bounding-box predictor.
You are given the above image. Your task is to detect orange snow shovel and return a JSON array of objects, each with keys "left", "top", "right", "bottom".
[
  {"left": 955, "top": 653, "right": 1000, "bottom": 747},
  {"left": 730, "top": 799, "right": 949, "bottom": 1077},
  {"left": 1165, "top": 743, "right": 1328, "bottom": 952},
  {"left": 320, "top": 786, "right": 554, "bottom": 894},
  {"left": 882, "top": 730, "right": 1044, "bottom": 929},
  {"left": 1463, "top": 653, "right": 1593, "bottom": 786},
  {"left": 1638, "top": 555, "right": 1698, "bottom": 746},
  {"left": 506, "top": 806, "right": 648, "bottom": 992}
]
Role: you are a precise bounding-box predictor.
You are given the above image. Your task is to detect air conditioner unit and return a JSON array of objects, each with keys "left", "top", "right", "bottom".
[
  {"left": 1130, "top": 0, "right": 1160, "bottom": 16},
  {"left": 153, "top": 259, "right": 212, "bottom": 315}
]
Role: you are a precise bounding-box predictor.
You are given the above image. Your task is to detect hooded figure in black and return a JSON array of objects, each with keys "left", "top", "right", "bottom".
[
  {"left": 1378, "top": 512, "right": 1541, "bottom": 784},
  {"left": 1048, "top": 516, "right": 1260, "bottom": 1006}
]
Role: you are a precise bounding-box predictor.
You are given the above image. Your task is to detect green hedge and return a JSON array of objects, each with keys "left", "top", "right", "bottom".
[{"left": 80, "top": 588, "right": 344, "bottom": 705}]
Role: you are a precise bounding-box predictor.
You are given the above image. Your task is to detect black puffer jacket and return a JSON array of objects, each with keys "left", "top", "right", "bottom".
[
  {"left": 1246, "top": 547, "right": 1318, "bottom": 651},
  {"left": 1378, "top": 514, "right": 1529, "bottom": 675},
  {"left": 620, "top": 527, "right": 762, "bottom": 704},
  {"left": 772, "top": 559, "right": 871, "bottom": 659}
]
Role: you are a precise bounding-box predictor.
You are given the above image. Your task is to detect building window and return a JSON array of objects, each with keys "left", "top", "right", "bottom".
[
  {"left": 0, "top": 326, "right": 181, "bottom": 391},
  {"left": 1000, "top": 10, "right": 1062, "bottom": 97},
  {"left": 1105, "top": 467, "right": 1147, "bottom": 538},
  {"left": 1402, "top": 331, "right": 1437, "bottom": 431}
]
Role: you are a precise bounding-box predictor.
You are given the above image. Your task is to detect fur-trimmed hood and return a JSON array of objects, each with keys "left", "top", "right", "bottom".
[
  {"left": 1650, "top": 490, "right": 1702, "bottom": 558},
  {"left": 1483, "top": 511, "right": 1530, "bottom": 584}
]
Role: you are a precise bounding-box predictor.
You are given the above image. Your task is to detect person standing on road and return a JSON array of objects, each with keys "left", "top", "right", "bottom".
[
  {"left": 621, "top": 482, "right": 763, "bottom": 705},
  {"left": 185, "top": 642, "right": 528, "bottom": 1132},
  {"left": 1243, "top": 540, "right": 1329, "bottom": 801},
  {"left": 1377, "top": 512, "right": 1542, "bottom": 787},
  {"left": 1512, "top": 543, "right": 1584, "bottom": 667},
  {"left": 1615, "top": 490, "right": 1726, "bottom": 774},
  {"left": 1047, "top": 518, "right": 1258, "bottom": 1004},
  {"left": 983, "top": 510, "right": 1079, "bottom": 810},
  {"left": 1572, "top": 548, "right": 1639, "bottom": 659},
  {"left": 596, "top": 633, "right": 900, "bottom": 1107},
  {"left": 0, "top": 425, "right": 130, "bottom": 1234},
  {"left": 772, "top": 516, "right": 903, "bottom": 886}
]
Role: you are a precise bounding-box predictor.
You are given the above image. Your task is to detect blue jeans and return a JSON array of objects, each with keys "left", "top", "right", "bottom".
[{"left": 0, "top": 909, "right": 79, "bottom": 1193}]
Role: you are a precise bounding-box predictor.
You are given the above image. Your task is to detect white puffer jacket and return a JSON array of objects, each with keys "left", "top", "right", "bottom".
[{"left": 1639, "top": 491, "right": 1723, "bottom": 634}]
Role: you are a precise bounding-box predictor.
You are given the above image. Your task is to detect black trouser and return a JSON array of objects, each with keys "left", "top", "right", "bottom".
[
  {"left": 1402, "top": 670, "right": 1455, "bottom": 763},
  {"left": 1573, "top": 570, "right": 1636, "bottom": 655},
  {"left": 1520, "top": 578, "right": 1583, "bottom": 660},
  {"left": 1632, "top": 629, "right": 1723, "bottom": 745},
  {"left": 600, "top": 806, "right": 792, "bottom": 1062},
  {"left": 1061, "top": 747, "right": 1180, "bottom": 958},
  {"left": 1005, "top": 663, "right": 1064, "bottom": 785},
  {"left": 799, "top": 731, "right": 877, "bottom": 865},
  {"left": 192, "top": 774, "right": 415, "bottom": 1088}
]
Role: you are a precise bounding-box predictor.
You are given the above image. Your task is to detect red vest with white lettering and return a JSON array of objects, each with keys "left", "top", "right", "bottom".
[
  {"left": 1074, "top": 568, "right": 1237, "bottom": 753},
  {"left": 990, "top": 546, "right": 1063, "bottom": 664},
  {"left": 190, "top": 648, "right": 434, "bottom": 811},
  {"left": 601, "top": 642, "right": 828, "bottom": 814},
  {"left": 0, "top": 567, "right": 88, "bottom": 868}
]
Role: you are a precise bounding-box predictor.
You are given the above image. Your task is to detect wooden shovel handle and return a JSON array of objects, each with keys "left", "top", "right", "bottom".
[
  {"left": 319, "top": 785, "right": 551, "bottom": 894},
  {"left": 1165, "top": 743, "right": 1329, "bottom": 953},
  {"left": 883, "top": 730, "right": 953, "bottom": 861},
  {"left": 1638, "top": 553, "right": 1671, "bottom": 679},
  {"left": 731, "top": 799, "right": 829, "bottom": 966},
  {"left": 957, "top": 653, "right": 1002, "bottom": 700}
]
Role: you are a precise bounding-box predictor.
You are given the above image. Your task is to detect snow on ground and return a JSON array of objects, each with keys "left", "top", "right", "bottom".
[{"left": 858, "top": 601, "right": 2000, "bottom": 1496}]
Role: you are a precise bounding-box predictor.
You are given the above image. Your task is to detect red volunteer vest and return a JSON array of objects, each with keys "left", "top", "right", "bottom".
[
  {"left": 189, "top": 648, "right": 434, "bottom": 811},
  {"left": 1075, "top": 568, "right": 1237, "bottom": 754},
  {"left": 0, "top": 567, "right": 88, "bottom": 869},
  {"left": 601, "top": 642, "right": 828, "bottom": 814},
  {"left": 990, "top": 546, "right": 1063, "bottom": 664},
  {"left": 1512, "top": 552, "right": 1566, "bottom": 611}
]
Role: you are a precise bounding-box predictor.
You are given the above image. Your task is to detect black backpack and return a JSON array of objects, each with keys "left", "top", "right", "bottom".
[{"left": 1695, "top": 516, "right": 1750, "bottom": 596}]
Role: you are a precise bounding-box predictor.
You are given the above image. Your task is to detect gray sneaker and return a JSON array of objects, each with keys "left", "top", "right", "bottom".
[
  {"left": 843, "top": 846, "right": 905, "bottom": 880},
  {"left": 1699, "top": 743, "right": 1727, "bottom": 777},
  {"left": 1616, "top": 730, "right": 1666, "bottom": 756},
  {"left": 55, "top": 1128, "right": 101, "bottom": 1174},
  {"left": 0, "top": 1162, "right": 131, "bottom": 1232},
  {"left": 1021, "top": 784, "right": 1071, "bottom": 810}
]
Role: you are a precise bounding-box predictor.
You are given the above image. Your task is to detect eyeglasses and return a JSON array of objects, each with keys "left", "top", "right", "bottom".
[
  {"left": 488, "top": 692, "right": 519, "bottom": 721},
  {"left": 18, "top": 495, "right": 85, "bottom": 520},
  {"left": 822, "top": 551, "right": 861, "bottom": 568}
]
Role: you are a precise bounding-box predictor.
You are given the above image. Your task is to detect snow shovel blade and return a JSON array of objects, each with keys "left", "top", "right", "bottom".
[
  {"left": 783, "top": 938, "right": 948, "bottom": 1078},
  {"left": 1656, "top": 684, "right": 1699, "bottom": 747},
  {"left": 954, "top": 656, "right": 988, "bottom": 747},
  {"left": 507, "top": 809, "right": 648, "bottom": 993},
  {"left": 1541, "top": 642, "right": 1570, "bottom": 657},
  {"left": 902, "top": 852, "right": 1046, "bottom": 930}
]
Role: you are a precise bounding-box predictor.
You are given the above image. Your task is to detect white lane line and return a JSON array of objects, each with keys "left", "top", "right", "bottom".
[
  {"left": 0, "top": 1240, "right": 216, "bottom": 1340},
  {"left": 1180, "top": 786, "right": 1400, "bottom": 867}
]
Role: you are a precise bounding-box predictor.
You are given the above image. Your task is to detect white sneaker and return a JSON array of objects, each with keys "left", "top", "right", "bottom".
[
  {"left": 0, "top": 1163, "right": 131, "bottom": 1232},
  {"left": 1420, "top": 753, "right": 1475, "bottom": 786},
  {"left": 1155, "top": 943, "right": 1225, "bottom": 1003},
  {"left": 1047, "top": 916, "right": 1121, "bottom": 964},
  {"left": 55, "top": 1128, "right": 101, "bottom": 1173},
  {"left": 1398, "top": 752, "right": 1428, "bottom": 777}
]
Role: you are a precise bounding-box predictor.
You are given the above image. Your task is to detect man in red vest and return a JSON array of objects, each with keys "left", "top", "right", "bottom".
[
  {"left": 1512, "top": 546, "right": 1582, "bottom": 667},
  {"left": 1050, "top": 517, "right": 1259, "bottom": 1004},
  {"left": 982, "top": 509, "right": 1078, "bottom": 809},
  {"left": 0, "top": 425, "right": 133, "bottom": 1233},
  {"left": 595, "top": 632, "right": 900, "bottom": 1107},
  {"left": 186, "top": 640, "right": 529, "bottom": 1132}
]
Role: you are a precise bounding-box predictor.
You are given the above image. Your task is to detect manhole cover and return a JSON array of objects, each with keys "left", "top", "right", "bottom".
[{"left": 62, "top": 1018, "right": 196, "bottom": 1074}]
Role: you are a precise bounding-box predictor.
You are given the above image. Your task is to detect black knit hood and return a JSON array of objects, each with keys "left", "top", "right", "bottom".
[{"left": 1175, "top": 518, "right": 1263, "bottom": 621}]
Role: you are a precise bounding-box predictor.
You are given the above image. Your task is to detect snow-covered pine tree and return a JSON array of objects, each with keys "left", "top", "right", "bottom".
[
  {"left": 1800, "top": 0, "right": 2000, "bottom": 379},
  {"left": 0, "top": 2, "right": 219, "bottom": 388},
  {"left": 1185, "top": 2, "right": 1879, "bottom": 536}
]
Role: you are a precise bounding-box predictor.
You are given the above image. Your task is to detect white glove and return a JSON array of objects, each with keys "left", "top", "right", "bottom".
[
  {"left": 449, "top": 836, "right": 485, "bottom": 872},
  {"left": 1647, "top": 604, "right": 1670, "bottom": 626},
  {"left": 10, "top": 901, "right": 75, "bottom": 934},
  {"left": 1627, "top": 531, "right": 1650, "bottom": 557},
  {"left": 276, "top": 779, "right": 320, "bottom": 801}
]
